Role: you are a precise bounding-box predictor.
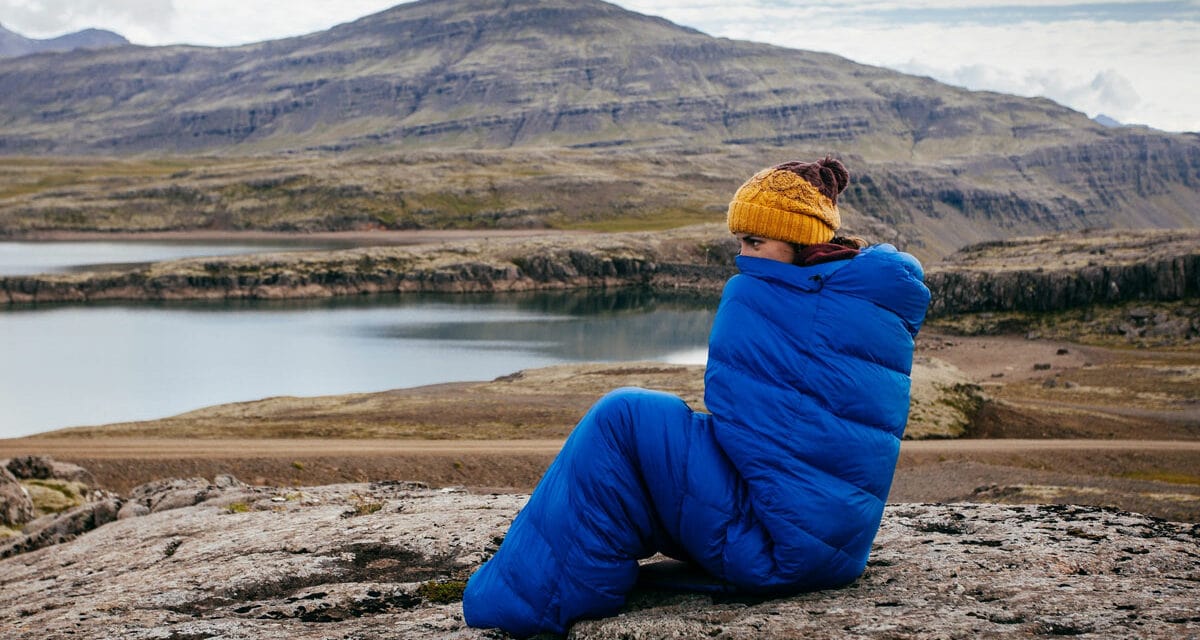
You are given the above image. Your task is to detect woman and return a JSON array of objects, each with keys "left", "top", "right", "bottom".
[{"left": 463, "top": 157, "right": 930, "bottom": 637}]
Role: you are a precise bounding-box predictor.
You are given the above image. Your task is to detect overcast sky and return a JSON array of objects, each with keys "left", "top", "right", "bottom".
[{"left": 1, "top": 0, "right": 1195, "bottom": 133}]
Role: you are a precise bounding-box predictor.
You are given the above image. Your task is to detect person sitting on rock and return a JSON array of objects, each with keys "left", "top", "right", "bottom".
[{"left": 462, "top": 156, "right": 931, "bottom": 637}]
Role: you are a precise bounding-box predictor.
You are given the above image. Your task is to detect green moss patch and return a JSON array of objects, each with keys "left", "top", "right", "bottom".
[
  {"left": 416, "top": 580, "right": 467, "bottom": 604},
  {"left": 1120, "top": 471, "right": 1200, "bottom": 486},
  {"left": 22, "top": 479, "right": 87, "bottom": 515}
]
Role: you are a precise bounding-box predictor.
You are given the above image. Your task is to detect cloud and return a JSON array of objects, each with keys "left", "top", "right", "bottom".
[
  {"left": 620, "top": 2, "right": 1198, "bottom": 131},
  {"left": 0, "top": 0, "right": 175, "bottom": 39},
  {"left": 899, "top": 61, "right": 1143, "bottom": 121},
  {"left": 0, "top": 0, "right": 400, "bottom": 45},
  {"left": 1067, "top": 70, "right": 1142, "bottom": 114}
]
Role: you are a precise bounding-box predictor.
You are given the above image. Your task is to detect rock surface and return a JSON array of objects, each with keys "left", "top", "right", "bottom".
[
  {"left": 0, "top": 467, "right": 32, "bottom": 529},
  {"left": 5, "top": 455, "right": 96, "bottom": 486},
  {"left": 0, "top": 480, "right": 1196, "bottom": 639}
]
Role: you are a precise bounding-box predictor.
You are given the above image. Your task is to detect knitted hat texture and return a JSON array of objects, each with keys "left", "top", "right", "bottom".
[{"left": 727, "top": 157, "right": 849, "bottom": 245}]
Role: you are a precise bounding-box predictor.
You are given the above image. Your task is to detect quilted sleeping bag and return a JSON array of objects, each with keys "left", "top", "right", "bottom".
[{"left": 463, "top": 244, "right": 930, "bottom": 636}]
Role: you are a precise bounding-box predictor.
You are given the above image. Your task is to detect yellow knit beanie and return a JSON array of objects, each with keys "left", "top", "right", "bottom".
[{"left": 727, "top": 156, "right": 850, "bottom": 245}]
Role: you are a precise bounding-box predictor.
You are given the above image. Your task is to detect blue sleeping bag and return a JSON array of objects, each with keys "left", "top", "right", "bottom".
[{"left": 463, "top": 245, "right": 930, "bottom": 636}]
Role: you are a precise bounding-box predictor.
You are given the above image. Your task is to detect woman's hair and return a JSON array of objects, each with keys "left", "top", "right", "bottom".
[
  {"left": 828, "top": 235, "right": 867, "bottom": 249},
  {"left": 789, "top": 235, "right": 868, "bottom": 251}
]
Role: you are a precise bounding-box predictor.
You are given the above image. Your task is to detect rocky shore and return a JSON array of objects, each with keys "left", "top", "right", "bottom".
[
  {"left": 925, "top": 229, "right": 1200, "bottom": 315},
  {"left": 0, "top": 226, "right": 736, "bottom": 305},
  {"left": 3, "top": 228, "right": 1197, "bottom": 338},
  {"left": 1, "top": 466, "right": 1197, "bottom": 639}
]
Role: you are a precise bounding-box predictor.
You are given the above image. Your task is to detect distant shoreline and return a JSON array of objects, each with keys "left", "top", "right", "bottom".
[{"left": 6, "top": 228, "right": 589, "bottom": 245}]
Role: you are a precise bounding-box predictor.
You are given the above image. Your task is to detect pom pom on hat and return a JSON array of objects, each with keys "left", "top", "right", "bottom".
[{"left": 727, "top": 156, "right": 850, "bottom": 245}]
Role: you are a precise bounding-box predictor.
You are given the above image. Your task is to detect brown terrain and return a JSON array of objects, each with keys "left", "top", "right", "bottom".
[
  {"left": 1, "top": 227, "right": 1197, "bottom": 523},
  {"left": 3, "top": 330, "right": 1198, "bottom": 522}
]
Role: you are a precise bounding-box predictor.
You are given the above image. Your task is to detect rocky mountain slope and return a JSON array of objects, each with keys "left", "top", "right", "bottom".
[
  {"left": 0, "top": 472, "right": 1196, "bottom": 639},
  {"left": 0, "top": 0, "right": 1099, "bottom": 156},
  {"left": 0, "top": 0, "right": 1197, "bottom": 254},
  {"left": 0, "top": 23, "right": 127, "bottom": 58}
]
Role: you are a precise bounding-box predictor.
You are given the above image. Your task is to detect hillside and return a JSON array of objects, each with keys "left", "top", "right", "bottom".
[
  {"left": 0, "top": 0, "right": 1099, "bottom": 156},
  {"left": 0, "top": 0, "right": 1197, "bottom": 255}
]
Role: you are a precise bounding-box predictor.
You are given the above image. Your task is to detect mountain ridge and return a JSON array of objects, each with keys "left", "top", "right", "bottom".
[
  {"left": 0, "top": 23, "right": 128, "bottom": 58},
  {"left": 0, "top": 0, "right": 1107, "bottom": 156}
]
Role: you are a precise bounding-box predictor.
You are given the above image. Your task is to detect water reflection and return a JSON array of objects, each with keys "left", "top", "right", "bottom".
[
  {"left": 0, "top": 289, "right": 716, "bottom": 437},
  {"left": 369, "top": 289, "right": 716, "bottom": 360},
  {"left": 0, "top": 240, "right": 345, "bottom": 275}
]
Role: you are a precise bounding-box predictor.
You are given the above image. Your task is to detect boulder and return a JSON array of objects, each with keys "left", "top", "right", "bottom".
[
  {"left": 127, "top": 476, "right": 223, "bottom": 513},
  {"left": 4, "top": 454, "right": 96, "bottom": 486},
  {"left": 0, "top": 496, "right": 121, "bottom": 559},
  {"left": 0, "top": 467, "right": 33, "bottom": 529},
  {"left": 0, "top": 481, "right": 1194, "bottom": 639},
  {"left": 905, "top": 357, "right": 985, "bottom": 439}
]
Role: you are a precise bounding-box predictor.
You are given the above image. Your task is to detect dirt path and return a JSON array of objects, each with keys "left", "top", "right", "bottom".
[
  {"left": 4, "top": 436, "right": 1197, "bottom": 522},
  {"left": 0, "top": 438, "right": 569, "bottom": 458},
  {"left": 4, "top": 437, "right": 1197, "bottom": 459}
]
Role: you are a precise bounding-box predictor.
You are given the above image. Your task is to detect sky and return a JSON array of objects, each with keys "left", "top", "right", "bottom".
[{"left": 0, "top": 0, "right": 1196, "bottom": 133}]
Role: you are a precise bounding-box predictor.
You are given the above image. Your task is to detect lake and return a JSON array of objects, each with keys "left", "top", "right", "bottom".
[
  {"left": 1, "top": 289, "right": 716, "bottom": 438},
  {"left": 0, "top": 240, "right": 344, "bottom": 275}
]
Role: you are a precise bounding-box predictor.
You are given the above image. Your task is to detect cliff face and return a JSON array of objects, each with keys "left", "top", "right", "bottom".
[
  {"left": 849, "top": 133, "right": 1200, "bottom": 255},
  {"left": 4, "top": 226, "right": 1196, "bottom": 322},
  {"left": 0, "top": 477, "right": 1196, "bottom": 639},
  {"left": 0, "top": 226, "right": 737, "bottom": 305},
  {"left": 925, "top": 229, "right": 1200, "bottom": 316}
]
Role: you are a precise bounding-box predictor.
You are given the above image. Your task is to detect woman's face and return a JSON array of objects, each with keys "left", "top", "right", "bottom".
[{"left": 735, "top": 233, "right": 795, "bottom": 263}]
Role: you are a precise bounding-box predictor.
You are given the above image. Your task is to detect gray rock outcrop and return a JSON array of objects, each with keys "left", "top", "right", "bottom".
[
  {"left": 126, "top": 476, "right": 228, "bottom": 513},
  {"left": 0, "top": 480, "right": 1195, "bottom": 639},
  {"left": 0, "top": 473, "right": 259, "bottom": 558},
  {"left": 0, "top": 496, "right": 120, "bottom": 559},
  {"left": 0, "top": 467, "right": 33, "bottom": 528},
  {"left": 5, "top": 454, "right": 96, "bottom": 486},
  {"left": 0, "top": 455, "right": 115, "bottom": 556}
]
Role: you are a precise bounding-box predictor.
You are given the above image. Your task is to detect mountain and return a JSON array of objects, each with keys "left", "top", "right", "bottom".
[
  {"left": 0, "top": 0, "right": 1197, "bottom": 255},
  {"left": 0, "top": 0, "right": 1109, "bottom": 155},
  {"left": 0, "top": 23, "right": 128, "bottom": 58}
]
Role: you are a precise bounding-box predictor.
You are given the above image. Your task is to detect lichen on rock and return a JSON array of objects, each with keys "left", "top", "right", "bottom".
[{"left": 0, "top": 477, "right": 1196, "bottom": 639}]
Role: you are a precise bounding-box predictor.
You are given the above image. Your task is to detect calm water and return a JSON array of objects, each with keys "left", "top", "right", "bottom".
[
  {"left": 0, "top": 290, "right": 716, "bottom": 438},
  {"left": 0, "top": 241, "right": 341, "bottom": 275}
]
